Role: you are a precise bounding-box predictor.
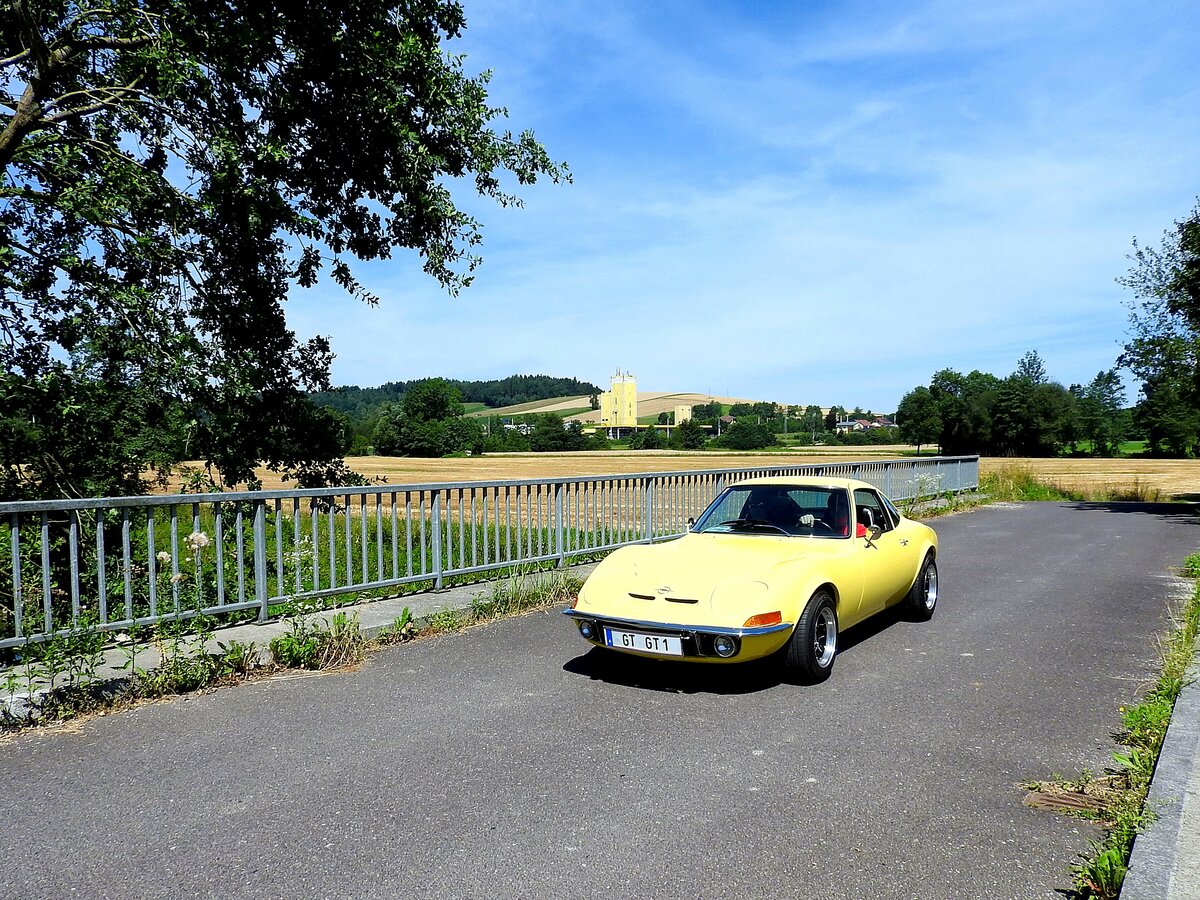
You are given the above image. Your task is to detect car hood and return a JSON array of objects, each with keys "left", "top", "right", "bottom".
[{"left": 578, "top": 532, "right": 842, "bottom": 622}]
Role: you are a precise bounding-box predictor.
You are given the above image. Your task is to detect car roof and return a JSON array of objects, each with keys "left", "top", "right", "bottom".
[{"left": 729, "top": 475, "right": 878, "bottom": 492}]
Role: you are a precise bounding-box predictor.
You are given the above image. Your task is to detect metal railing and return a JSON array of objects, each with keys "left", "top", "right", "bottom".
[{"left": 0, "top": 456, "right": 978, "bottom": 649}]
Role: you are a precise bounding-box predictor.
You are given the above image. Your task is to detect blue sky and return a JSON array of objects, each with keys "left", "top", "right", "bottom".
[{"left": 288, "top": 0, "right": 1200, "bottom": 413}]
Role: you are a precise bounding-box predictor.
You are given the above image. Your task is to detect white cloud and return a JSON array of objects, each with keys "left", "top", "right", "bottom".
[{"left": 287, "top": 0, "right": 1200, "bottom": 411}]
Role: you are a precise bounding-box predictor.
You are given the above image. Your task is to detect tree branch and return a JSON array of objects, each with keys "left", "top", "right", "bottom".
[
  {"left": 42, "top": 79, "right": 146, "bottom": 123},
  {"left": 1, "top": 48, "right": 32, "bottom": 68},
  {"left": 13, "top": 0, "right": 53, "bottom": 75}
]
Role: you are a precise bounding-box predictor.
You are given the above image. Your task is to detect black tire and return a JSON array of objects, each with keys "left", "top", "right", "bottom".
[
  {"left": 905, "top": 554, "right": 938, "bottom": 621},
  {"left": 782, "top": 590, "right": 838, "bottom": 682}
]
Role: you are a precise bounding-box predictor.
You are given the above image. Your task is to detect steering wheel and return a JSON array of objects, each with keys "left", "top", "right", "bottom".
[{"left": 743, "top": 518, "right": 791, "bottom": 535}]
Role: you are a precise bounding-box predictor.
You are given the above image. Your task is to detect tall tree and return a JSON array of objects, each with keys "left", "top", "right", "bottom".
[
  {"left": 895, "top": 386, "right": 940, "bottom": 454},
  {"left": 1014, "top": 350, "right": 1049, "bottom": 386},
  {"left": 1120, "top": 199, "right": 1200, "bottom": 457},
  {"left": 669, "top": 418, "right": 706, "bottom": 450},
  {"left": 371, "top": 379, "right": 481, "bottom": 457},
  {"left": 1077, "top": 369, "right": 1126, "bottom": 457},
  {"left": 799, "top": 405, "right": 824, "bottom": 437},
  {"left": 1, "top": 0, "right": 566, "bottom": 497}
]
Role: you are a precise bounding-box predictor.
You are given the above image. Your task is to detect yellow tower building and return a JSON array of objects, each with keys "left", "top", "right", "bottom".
[{"left": 599, "top": 371, "right": 637, "bottom": 428}]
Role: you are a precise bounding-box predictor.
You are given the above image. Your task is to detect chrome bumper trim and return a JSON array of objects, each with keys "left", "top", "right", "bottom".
[{"left": 562, "top": 607, "right": 793, "bottom": 637}]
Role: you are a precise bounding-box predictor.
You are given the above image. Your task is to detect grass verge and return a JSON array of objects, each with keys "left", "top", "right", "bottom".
[
  {"left": 907, "top": 465, "right": 1170, "bottom": 523},
  {"left": 1024, "top": 551, "right": 1200, "bottom": 899},
  {"left": 2, "top": 569, "right": 582, "bottom": 732}
]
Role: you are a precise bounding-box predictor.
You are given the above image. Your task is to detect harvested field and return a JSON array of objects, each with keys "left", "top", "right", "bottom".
[
  {"left": 166, "top": 452, "right": 1200, "bottom": 500},
  {"left": 168, "top": 446, "right": 929, "bottom": 493},
  {"left": 979, "top": 457, "right": 1200, "bottom": 500}
]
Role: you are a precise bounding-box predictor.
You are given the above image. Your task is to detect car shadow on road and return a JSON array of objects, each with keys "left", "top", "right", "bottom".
[
  {"left": 563, "top": 648, "right": 785, "bottom": 694},
  {"left": 835, "top": 604, "right": 918, "bottom": 656},
  {"left": 562, "top": 607, "right": 915, "bottom": 694}
]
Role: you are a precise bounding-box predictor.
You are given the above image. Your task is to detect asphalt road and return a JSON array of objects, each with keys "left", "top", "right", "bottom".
[{"left": 1, "top": 501, "right": 1197, "bottom": 900}]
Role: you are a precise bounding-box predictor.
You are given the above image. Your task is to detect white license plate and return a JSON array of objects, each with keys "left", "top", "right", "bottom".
[{"left": 604, "top": 627, "right": 683, "bottom": 656}]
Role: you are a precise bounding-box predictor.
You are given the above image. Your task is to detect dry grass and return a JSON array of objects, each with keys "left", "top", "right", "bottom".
[{"left": 979, "top": 458, "right": 1200, "bottom": 501}]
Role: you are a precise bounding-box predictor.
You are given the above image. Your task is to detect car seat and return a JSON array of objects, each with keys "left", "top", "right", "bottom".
[{"left": 825, "top": 493, "right": 849, "bottom": 536}]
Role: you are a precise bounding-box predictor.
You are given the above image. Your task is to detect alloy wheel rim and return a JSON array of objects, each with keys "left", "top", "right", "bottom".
[
  {"left": 813, "top": 606, "right": 837, "bottom": 667},
  {"left": 924, "top": 566, "right": 939, "bottom": 610}
]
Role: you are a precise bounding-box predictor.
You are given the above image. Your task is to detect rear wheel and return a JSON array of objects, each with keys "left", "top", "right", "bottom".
[
  {"left": 782, "top": 590, "right": 838, "bottom": 682},
  {"left": 905, "top": 555, "right": 938, "bottom": 621}
]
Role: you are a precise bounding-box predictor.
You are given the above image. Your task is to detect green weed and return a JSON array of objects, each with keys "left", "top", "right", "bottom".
[
  {"left": 468, "top": 570, "right": 583, "bottom": 623},
  {"left": 1066, "top": 550, "right": 1200, "bottom": 898},
  {"left": 269, "top": 610, "right": 365, "bottom": 670},
  {"left": 979, "top": 466, "right": 1082, "bottom": 502},
  {"left": 428, "top": 609, "right": 462, "bottom": 632},
  {"left": 377, "top": 608, "right": 418, "bottom": 644}
]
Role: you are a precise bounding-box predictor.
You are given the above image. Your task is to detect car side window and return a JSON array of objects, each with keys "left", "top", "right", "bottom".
[
  {"left": 853, "top": 489, "right": 894, "bottom": 533},
  {"left": 881, "top": 493, "right": 902, "bottom": 525}
]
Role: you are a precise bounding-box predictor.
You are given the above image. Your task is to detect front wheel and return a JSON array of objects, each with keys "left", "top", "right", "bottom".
[
  {"left": 905, "top": 555, "right": 938, "bottom": 621},
  {"left": 781, "top": 590, "right": 838, "bottom": 682}
]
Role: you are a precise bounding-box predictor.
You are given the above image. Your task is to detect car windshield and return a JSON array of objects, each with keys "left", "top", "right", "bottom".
[{"left": 692, "top": 485, "right": 850, "bottom": 538}]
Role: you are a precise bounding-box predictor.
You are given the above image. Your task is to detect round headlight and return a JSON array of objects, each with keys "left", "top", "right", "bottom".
[
  {"left": 578, "top": 620, "right": 595, "bottom": 640},
  {"left": 713, "top": 635, "right": 737, "bottom": 658}
]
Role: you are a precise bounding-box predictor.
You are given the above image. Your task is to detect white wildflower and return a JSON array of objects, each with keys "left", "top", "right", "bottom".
[
  {"left": 156, "top": 551, "right": 171, "bottom": 565},
  {"left": 185, "top": 531, "right": 211, "bottom": 553}
]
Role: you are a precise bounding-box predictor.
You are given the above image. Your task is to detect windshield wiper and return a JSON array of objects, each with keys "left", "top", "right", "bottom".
[{"left": 710, "top": 518, "right": 789, "bottom": 534}]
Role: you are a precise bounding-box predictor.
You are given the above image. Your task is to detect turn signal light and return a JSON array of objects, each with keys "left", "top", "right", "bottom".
[{"left": 743, "top": 611, "right": 782, "bottom": 628}]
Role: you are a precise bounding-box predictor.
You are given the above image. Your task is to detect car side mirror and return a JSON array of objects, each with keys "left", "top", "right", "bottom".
[
  {"left": 858, "top": 523, "right": 883, "bottom": 546},
  {"left": 686, "top": 517, "right": 695, "bottom": 531}
]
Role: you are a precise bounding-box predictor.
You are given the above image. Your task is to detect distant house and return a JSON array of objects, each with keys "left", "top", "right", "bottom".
[
  {"left": 719, "top": 415, "right": 736, "bottom": 426},
  {"left": 837, "top": 417, "right": 893, "bottom": 433}
]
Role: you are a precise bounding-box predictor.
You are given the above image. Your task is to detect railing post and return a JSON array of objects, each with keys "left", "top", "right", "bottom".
[
  {"left": 10, "top": 514, "right": 22, "bottom": 640},
  {"left": 643, "top": 480, "right": 654, "bottom": 544},
  {"left": 554, "top": 482, "right": 565, "bottom": 568},
  {"left": 253, "top": 499, "right": 269, "bottom": 623},
  {"left": 431, "top": 491, "right": 443, "bottom": 589},
  {"left": 884, "top": 461, "right": 893, "bottom": 498}
]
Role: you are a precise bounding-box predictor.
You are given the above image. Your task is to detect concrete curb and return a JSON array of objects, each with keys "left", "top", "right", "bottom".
[
  {"left": 2, "top": 563, "right": 598, "bottom": 721},
  {"left": 1122, "top": 658, "right": 1200, "bottom": 900}
]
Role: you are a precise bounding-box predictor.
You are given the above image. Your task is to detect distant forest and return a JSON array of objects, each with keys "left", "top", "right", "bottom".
[{"left": 311, "top": 374, "right": 602, "bottom": 419}]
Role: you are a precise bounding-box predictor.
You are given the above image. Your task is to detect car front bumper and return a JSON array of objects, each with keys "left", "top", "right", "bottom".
[{"left": 562, "top": 608, "right": 793, "bottom": 662}]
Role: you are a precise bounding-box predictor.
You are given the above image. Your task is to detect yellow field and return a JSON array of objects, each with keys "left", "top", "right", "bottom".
[
  {"left": 979, "top": 458, "right": 1200, "bottom": 500},
  {"left": 170, "top": 451, "right": 1200, "bottom": 500},
  {"left": 171, "top": 446, "right": 925, "bottom": 493}
]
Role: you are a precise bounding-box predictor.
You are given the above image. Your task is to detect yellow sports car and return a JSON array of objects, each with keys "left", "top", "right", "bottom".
[{"left": 564, "top": 477, "right": 938, "bottom": 681}]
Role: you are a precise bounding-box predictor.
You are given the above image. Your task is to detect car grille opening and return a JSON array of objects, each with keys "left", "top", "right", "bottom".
[{"left": 627, "top": 592, "right": 698, "bottom": 604}]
